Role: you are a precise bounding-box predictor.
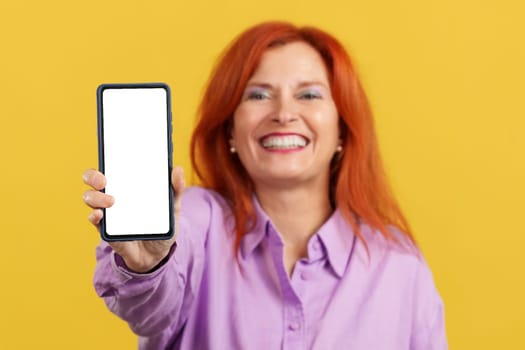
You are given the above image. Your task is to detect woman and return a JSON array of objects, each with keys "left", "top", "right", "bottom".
[{"left": 83, "top": 22, "right": 447, "bottom": 349}]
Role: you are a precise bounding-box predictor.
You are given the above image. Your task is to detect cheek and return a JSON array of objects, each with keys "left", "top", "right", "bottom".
[
  {"left": 231, "top": 110, "right": 248, "bottom": 141},
  {"left": 310, "top": 109, "right": 340, "bottom": 137},
  {"left": 231, "top": 119, "right": 250, "bottom": 144},
  {"left": 324, "top": 105, "right": 341, "bottom": 137},
  {"left": 232, "top": 107, "right": 266, "bottom": 142}
]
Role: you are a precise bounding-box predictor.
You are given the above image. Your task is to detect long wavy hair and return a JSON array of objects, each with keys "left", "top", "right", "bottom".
[{"left": 191, "top": 21, "right": 414, "bottom": 251}]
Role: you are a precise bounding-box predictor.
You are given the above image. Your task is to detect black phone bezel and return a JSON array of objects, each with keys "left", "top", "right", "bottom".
[{"left": 96, "top": 82, "right": 174, "bottom": 241}]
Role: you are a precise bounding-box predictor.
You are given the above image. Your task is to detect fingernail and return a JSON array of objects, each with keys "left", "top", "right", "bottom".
[{"left": 83, "top": 193, "right": 90, "bottom": 202}]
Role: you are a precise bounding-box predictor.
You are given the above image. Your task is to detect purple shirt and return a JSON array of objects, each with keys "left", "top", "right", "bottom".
[{"left": 94, "top": 187, "right": 447, "bottom": 349}]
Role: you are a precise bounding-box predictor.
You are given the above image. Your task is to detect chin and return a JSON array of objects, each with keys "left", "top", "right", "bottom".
[{"left": 254, "top": 171, "right": 310, "bottom": 185}]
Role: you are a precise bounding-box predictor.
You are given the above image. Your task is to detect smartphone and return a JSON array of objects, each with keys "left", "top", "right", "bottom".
[{"left": 97, "top": 83, "right": 174, "bottom": 241}]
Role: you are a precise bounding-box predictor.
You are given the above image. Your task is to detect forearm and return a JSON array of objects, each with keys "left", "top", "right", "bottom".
[
  {"left": 92, "top": 187, "right": 212, "bottom": 339},
  {"left": 93, "top": 241, "right": 186, "bottom": 337}
]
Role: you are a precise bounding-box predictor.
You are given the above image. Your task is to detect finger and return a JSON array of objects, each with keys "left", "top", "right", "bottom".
[
  {"left": 82, "top": 168, "right": 107, "bottom": 190},
  {"left": 172, "top": 166, "right": 185, "bottom": 216},
  {"left": 171, "top": 166, "right": 185, "bottom": 192},
  {"left": 83, "top": 189, "right": 114, "bottom": 209},
  {"left": 88, "top": 209, "right": 103, "bottom": 227}
]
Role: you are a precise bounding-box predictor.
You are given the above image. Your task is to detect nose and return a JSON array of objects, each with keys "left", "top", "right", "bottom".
[{"left": 272, "top": 96, "right": 298, "bottom": 124}]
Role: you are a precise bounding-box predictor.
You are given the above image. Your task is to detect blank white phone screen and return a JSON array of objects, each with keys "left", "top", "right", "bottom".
[{"left": 102, "top": 88, "right": 170, "bottom": 236}]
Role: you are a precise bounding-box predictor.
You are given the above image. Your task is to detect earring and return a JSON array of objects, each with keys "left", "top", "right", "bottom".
[
  {"left": 336, "top": 145, "right": 343, "bottom": 152},
  {"left": 229, "top": 138, "right": 236, "bottom": 154}
]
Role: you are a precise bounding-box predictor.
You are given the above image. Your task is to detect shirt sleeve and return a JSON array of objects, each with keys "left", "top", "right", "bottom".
[
  {"left": 425, "top": 300, "right": 448, "bottom": 350},
  {"left": 92, "top": 187, "right": 210, "bottom": 343},
  {"left": 410, "top": 259, "right": 448, "bottom": 350}
]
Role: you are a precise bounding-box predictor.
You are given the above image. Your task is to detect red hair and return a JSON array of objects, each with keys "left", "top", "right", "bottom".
[{"left": 191, "top": 21, "right": 415, "bottom": 251}]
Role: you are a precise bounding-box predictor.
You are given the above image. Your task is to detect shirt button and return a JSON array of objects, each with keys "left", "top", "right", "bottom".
[
  {"left": 288, "top": 322, "right": 300, "bottom": 331},
  {"left": 300, "top": 271, "right": 309, "bottom": 280},
  {"left": 312, "top": 241, "right": 321, "bottom": 251}
]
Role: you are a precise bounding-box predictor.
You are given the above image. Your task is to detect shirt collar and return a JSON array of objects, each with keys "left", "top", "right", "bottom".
[
  {"left": 239, "top": 194, "right": 271, "bottom": 258},
  {"left": 316, "top": 210, "right": 357, "bottom": 278},
  {"left": 240, "top": 197, "right": 356, "bottom": 278}
]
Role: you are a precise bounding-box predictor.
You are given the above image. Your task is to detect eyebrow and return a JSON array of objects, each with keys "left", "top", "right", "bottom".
[{"left": 245, "top": 81, "right": 329, "bottom": 89}]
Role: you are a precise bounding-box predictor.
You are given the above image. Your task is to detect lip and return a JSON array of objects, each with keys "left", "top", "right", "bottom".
[
  {"left": 259, "top": 132, "right": 310, "bottom": 141},
  {"left": 259, "top": 132, "right": 310, "bottom": 153}
]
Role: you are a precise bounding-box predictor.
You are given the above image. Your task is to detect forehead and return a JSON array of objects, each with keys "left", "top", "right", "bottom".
[{"left": 248, "top": 41, "right": 330, "bottom": 84}]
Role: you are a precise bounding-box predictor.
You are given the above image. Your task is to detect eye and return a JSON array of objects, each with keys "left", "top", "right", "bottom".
[
  {"left": 298, "top": 89, "right": 322, "bottom": 100},
  {"left": 246, "top": 88, "right": 271, "bottom": 100}
]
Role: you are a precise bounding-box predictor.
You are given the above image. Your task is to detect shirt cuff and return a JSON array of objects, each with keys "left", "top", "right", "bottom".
[{"left": 111, "top": 242, "right": 178, "bottom": 281}]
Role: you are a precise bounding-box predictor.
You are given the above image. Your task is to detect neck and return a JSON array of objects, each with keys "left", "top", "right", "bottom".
[{"left": 255, "top": 182, "right": 333, "bottom": 246}]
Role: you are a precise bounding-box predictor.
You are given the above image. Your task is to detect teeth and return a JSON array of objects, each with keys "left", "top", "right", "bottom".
[{"left": 261, "top": 135, "right": 308, "bottom": 149}]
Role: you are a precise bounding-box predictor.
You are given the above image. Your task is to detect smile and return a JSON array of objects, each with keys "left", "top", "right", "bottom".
[{"left": 260, "top": 134, "right": 309, "bottom": 150}]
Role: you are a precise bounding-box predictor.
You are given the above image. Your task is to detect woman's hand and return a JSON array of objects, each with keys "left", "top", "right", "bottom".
[{"left": 82, "top": 167, "right": 185, "bottom": 273}]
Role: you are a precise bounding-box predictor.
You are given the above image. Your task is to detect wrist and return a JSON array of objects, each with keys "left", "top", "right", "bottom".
[{"left": 115, "top": 244, "right": 176, "bottom": 274}]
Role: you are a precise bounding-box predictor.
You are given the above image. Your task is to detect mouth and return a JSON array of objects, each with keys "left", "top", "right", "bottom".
[{"left": 259, "top": 133, "right": 309, "bottom": 151}]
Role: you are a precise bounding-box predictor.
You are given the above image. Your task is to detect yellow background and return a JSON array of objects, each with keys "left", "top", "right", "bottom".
[{"left": 1, "top": 0, "right": 523, "bottom": 348}]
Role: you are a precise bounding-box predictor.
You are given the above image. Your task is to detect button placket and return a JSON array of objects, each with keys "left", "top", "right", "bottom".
[
  {"left": 308, "top": 237, "right": 324, "bottom": 262},
  {"left": 288, "top": 321, "right": 300, "bottom": 331},
  {"left": 283, "top": 304, "right": 305, "bottom": 348},
  {"left": 300, "top": 271, "right": 309, "bottom": 281}
]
